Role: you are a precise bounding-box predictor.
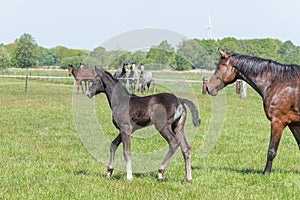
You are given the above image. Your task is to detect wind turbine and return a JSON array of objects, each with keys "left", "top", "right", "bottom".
[{"left": 207, "top": 15, "right": 213, "bottom": 40}]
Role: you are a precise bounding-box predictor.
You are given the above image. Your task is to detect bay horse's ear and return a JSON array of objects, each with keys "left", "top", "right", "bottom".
[{"left": 218, "top": 49, "right": 229, "bottom": 59}]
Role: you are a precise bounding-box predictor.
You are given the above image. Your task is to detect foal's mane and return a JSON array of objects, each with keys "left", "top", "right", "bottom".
[
  {"left": 228, "top": 52, "right": 300, "bottom": 80},
  {"left": 101, "top": 69, "right": 133, "bottom": 96},
  {"left": 103, "top": 70, "right": 118, "bottom": 83}
]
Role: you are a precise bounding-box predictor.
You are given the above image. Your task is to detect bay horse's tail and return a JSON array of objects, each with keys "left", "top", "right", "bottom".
[{"left": 179, "top": 98, "right": 200, "bottom": 127}]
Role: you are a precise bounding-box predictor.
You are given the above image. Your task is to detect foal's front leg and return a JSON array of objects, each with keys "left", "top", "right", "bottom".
[
  {"left": 107, "top": 134, "right": 122, "bottom": 179},
  {"left": 121, "top": 131, "right": 133, "bottom": 180}
]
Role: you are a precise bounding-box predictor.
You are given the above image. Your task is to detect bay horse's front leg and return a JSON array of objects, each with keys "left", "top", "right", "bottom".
[
  {"left": 263, "top": 120, "right": 285, "bottom": 175},
  {"left": 76, "top": 80, "right": 80, "bottom": 94},
  {"left": 107, "top": 134, "right": 122, "bottom": 179},
  {"left": 288, "top": 125, "right": 300, "bottom": 150}
]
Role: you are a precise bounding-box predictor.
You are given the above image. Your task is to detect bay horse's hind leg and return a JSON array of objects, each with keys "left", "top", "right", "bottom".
[
  {"left": 288, "top": 125, "right": 300, "bottom": 150},
  {"left": 107, "top": 134, "right": 122, "bottom": 179}
]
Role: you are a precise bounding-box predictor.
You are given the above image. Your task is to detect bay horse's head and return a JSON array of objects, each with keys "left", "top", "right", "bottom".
[
  {"left": 68, "top": 64, "right": 73, "bottom": 76},
  {"left": 206, "top": 49, "right": 238, "bottom": 96},
  {"left": 86, "top": 68, "right": 105, "bottom": 98}
]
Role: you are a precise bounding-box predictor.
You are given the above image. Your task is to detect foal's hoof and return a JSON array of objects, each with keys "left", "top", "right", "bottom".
[
  {"left": 106, "top": 168, "right": 113, "bottom": 179},
  {"left": 186, "top": 179, "right": 192, "bottom": 183},
  {"left": 158, "top": 172, "right": 164, "bottom": 182},
  {"left": 158, "top": 177, "right": 164, "bottom": 182},
  {"left": 263, "top": 171, "right": 271, "bottom": 176},
  {"left": 106, "top": 173, "right": 112, "bottom": 179},
  {"left": 158, "top": 169, "right": 165, "bottom": 182}
]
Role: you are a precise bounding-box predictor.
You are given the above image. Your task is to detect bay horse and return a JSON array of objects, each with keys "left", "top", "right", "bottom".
[
  {"left": 68, "top": 64, "right": 96, "bottom": 94},
  {"left": 206, "top": 49, "right": 300, "bottom": 175},
  {"left": 86, "top": 68, "right": 200, "bottom": 182}
]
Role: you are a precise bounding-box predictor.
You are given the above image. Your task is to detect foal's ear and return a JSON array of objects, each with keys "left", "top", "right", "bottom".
[
  {"left": 218, "top": 49, "right": 229, "bottom": 59},
  {"left": 95, "top": 67, "right": 102, "bottom": 74}
]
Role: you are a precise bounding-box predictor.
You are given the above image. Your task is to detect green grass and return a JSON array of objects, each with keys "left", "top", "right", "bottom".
[{"left": 0, "top": 74, "right": 300, "bottom": 199}]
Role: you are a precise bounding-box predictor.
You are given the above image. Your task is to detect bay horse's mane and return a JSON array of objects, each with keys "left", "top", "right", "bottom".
[{"left": 228, "top": 52, "right": 300, "bottom": 80}]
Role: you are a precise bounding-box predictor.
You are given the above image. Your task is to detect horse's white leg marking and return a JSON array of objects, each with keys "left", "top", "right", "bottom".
[{"left": 126, "top": 160, "right": 133, "bottom": 180}]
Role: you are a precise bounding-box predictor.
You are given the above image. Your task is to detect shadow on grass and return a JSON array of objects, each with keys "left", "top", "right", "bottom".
[
  {"left": 203, "top": 166, "right": 300, "bottom": 175},
  {"left": 73, "top": 169, "right": 189, "bottom": 183},
  {"left": 73, "top": 169, "right": 158, "bottom": 180},
  {"left": 73, "top": 169, "right": 103, "bottom": 177}
]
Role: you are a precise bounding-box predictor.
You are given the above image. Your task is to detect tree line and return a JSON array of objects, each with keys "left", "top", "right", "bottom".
[{"left": 1, "top": 33, "right": 300, "bottom": 70}]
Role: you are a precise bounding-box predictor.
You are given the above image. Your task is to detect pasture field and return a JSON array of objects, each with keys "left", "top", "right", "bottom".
[{"left": 0, "top": 72, "right": 300, "bottom": 199}]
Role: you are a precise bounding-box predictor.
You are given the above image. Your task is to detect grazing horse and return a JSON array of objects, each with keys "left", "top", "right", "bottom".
[
  {"left": 139, "top": 64, "right": 156, "bottom": 94},
  {"left": 68, "top": 64, "right": 96, "bottom": 94},
  {"left": 206, "top": 49, "right": 300, "bottom": 175},
  {"left": 128, "top": 63, "right": 139, "bottom": 94},
  {"left": 114, "top": 63, "right": 128, "bottom": 86},
  {"left": 86, "top": 68, "right": 200, "bottom": 182}
]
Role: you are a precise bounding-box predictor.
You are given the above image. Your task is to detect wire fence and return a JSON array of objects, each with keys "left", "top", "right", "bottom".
[{"left": 0, "top": 74, "right": 246, "bottom": 97}]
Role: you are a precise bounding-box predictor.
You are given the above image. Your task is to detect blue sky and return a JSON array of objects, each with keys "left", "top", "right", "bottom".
[{"left": 1, "top": 0, "right": 299, "bottom": 50}]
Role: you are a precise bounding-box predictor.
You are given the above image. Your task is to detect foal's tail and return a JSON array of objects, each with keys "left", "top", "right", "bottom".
[{"left": 179, "top": 98, "right": 200, "bottom": 127}]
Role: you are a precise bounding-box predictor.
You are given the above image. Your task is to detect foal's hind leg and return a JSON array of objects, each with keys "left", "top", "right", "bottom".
[
  {"left": 288, "top": 125, "right": 300, "bottom": 150},
  {"left": 158, "top": 126, "right": 180, "bottom": 181},
  {"left": 107, "top": 134, "right": 122, "bottom": 179},
  {"left": 173, "top": 119, "right": 192, "bottom": 183}
]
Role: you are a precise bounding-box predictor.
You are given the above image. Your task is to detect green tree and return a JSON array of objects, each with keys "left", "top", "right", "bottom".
[
  {"left": 177, "top": 39, "right": 209, "bottom": 69},
  {"left": 146, "top": 40, "right": 175, "bottom": 67},
  {"left": 0, "top": 46, "right": 11, "bottom": 69},
  {"left": 12, "top": 33, "right": 38, "bottom": 68},
  {"left": 171, "top": 54, "right": 192, "bottom": 71},
  {"left": 158, "top": 40, "right": 175, "bottom": 53},
  {"left": 60, "top": 56, "right": 83, "bottom": 69},
  {"left": 38, "top": 46, "right": 57, "bottom": 66},
  {"left": 217, "top": 37, "right": 239, "bottom": 52},
  {"left": 85, "top": 46, "right": 112, "bottom": 68}
]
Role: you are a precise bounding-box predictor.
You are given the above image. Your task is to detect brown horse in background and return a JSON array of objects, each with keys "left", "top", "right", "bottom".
[
  {"left": 86, "top": 68, "right": 200, "bottom": 182},
  {"left": 206, "top": 49, "right": 300, "bottom": 175},
  {"left": 68, "top": 64, "right": 96, "bottom": 94}
]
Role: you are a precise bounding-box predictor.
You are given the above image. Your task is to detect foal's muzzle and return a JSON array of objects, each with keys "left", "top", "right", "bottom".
[{"left": 86, "top": 90, "right": 93, "bottom": 98}]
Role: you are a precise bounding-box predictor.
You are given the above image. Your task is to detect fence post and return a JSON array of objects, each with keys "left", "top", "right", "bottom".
[
  {"left": 202, "top": 77, "right": 208, "bottom": 95},
  {"left": 242, "top": 81, "right": 247, "bottom": 99},
  {"left": 180, "top": 80, "right": 184, "bottom": 95},
  {"left": 25, "top": 75, "right": 28, "bottom": 93}
]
